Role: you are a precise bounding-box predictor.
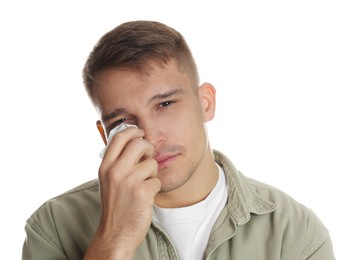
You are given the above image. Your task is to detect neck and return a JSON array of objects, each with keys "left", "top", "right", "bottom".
[{"left": 154, "top": 149, "right": 218, "bottom": 208}]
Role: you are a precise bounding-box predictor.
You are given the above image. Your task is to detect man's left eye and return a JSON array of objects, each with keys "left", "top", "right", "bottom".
[{"left": 159, "top": 101, "right": 173, "bottom": 107}]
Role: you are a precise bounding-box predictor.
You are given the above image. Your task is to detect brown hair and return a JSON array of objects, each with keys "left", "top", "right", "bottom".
[{"left": 82, "top": 20, "right": 199, "bottom": 106}]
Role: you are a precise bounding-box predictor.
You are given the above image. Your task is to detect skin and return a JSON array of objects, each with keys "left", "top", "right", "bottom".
[{"left": 84, "top": 60, "right": 218, "bottom": 259}]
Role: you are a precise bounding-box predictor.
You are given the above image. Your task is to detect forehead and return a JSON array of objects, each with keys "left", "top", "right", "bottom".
[{"left": 93, "top": 60, "right": 195, "bottom": 112}]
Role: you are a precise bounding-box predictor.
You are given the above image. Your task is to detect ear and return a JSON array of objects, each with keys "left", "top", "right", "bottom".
[
  {"left": 198, "top": 82, "right": 216, "bottom": 122},
  {"left": 96, "top": 120, "right": 108, "bottom": 145}
]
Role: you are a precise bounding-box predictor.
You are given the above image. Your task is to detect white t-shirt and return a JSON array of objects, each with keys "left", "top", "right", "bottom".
[{"left": 152, "top": 164, "right": 228, "bottom": 260}]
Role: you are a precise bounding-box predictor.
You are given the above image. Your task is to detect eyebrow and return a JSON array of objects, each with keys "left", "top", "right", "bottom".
[
  {"left": 102, "top": 88, "right": 185, "bottom": 123},
  {"left": 147, "top": 88, "right": 185, "bottom": 105}
]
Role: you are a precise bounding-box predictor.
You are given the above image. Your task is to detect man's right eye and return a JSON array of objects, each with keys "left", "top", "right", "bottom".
[
  {"left": 109, "top": 118, "right": 127, "bottom": 131},
  {"left": 116, "top": 118, "right": 127, "bottom": 125}
]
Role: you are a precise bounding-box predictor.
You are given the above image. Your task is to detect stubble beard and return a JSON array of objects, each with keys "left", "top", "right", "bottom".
[{"left": 157, "top": 153, "right": 201, "bottom": 193}]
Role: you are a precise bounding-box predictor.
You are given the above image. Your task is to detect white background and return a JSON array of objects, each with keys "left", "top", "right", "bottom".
[{"left": 1, "top": 0, "right": 355, "bottom": 259}]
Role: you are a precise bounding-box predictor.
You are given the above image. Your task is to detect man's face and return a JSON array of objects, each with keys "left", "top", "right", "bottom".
[{"left": 93, "top": 60, "right": 216, "bottom": 195}]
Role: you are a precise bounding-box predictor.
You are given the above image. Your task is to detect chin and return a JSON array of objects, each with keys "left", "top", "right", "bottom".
[{"left": 157, "top": 168, "right": 193, "bottom": 193}]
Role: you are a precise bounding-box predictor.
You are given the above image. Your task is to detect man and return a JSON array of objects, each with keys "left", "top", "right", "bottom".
[{"left": 22, "top": 20, "right": 335, "bottom": 259}]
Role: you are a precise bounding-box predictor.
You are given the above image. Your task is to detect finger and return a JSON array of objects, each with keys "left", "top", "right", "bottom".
[
  {"left": 142, "top": 177, "right": 161, "bottom": 198},
  {"left": 102, "top": 127, "right": 145, "bottom": 164},
  {"left": 120, "top": 138, "right": 155, "bottom": 166},
  {"left": 101, "top": 138, "right": 155, "bottom": 181},
  {"left": 130, "top": 159, "right": 158, "bottom": 182}
]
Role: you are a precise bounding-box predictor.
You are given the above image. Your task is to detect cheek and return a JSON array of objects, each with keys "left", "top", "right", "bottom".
[
  {"left": 156, "top": 102, "right": 207, "bottom": 145},
  {"left": 165, "top": 112, "right": 207, "bottom": 147}
]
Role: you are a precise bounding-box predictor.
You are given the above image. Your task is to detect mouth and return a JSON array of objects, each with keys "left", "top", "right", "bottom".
[{"left": 154, "top": 154, "right": 179, "bottom": 171}]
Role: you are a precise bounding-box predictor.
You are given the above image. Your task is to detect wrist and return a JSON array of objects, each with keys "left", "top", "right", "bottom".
[{"left": 84, "top": 228, "right": 136, "bottom": 260}]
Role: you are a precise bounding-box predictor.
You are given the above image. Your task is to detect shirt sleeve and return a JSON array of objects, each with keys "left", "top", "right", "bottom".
[
  {"left": 304, "top": 236, "right": 335, "bottom": 260},
  {"left": 300, "top": 208, "right": 335, "bottom": 260}
]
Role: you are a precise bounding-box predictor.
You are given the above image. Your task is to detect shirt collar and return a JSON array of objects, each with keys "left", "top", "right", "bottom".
[{"left": 214, "top": 150, "right": 277, "bottom": 225}]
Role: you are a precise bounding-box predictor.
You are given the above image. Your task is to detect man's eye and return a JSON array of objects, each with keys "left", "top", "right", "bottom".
[
  {"left": 117, "top": 118, "right": 127, "bottom": 125},
  {"left": 159, "top": 101, "right": 174, "bottom": 108},
  {"left": 110, "top": 118, "right": 126, "bottom": 130}
]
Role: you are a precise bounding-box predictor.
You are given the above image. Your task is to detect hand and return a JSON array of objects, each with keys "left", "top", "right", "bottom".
[{"left": 84, "top": 127, "right": 161, "bottom": 260}]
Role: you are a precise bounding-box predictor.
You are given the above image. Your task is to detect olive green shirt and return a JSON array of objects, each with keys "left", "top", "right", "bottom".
[{"left": 22, "top": 150, "right": 335, "bottom": 259}]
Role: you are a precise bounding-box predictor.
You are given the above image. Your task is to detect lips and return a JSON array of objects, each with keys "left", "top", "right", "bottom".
[{"left": 154, "top": 154, "right": 178, "bottom": 170}]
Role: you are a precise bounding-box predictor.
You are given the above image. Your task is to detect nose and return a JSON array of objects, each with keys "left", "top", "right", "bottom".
[{"left": 139, "top": 120, "right": 165, "bottom": 147}]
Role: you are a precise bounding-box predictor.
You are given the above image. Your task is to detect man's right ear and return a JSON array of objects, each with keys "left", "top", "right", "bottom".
[{"left": 96, "top": 120, "right": 107, "bottom": 145}]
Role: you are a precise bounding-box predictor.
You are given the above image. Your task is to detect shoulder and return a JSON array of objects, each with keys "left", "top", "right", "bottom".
[
  {"left": 243, "top": 176, "right": 331, "bottom": 258},
  {"left": 27, "top": 179, "right": 100, "bottom": 230},
  {"left": 23, "top": 180, "right": 100, "bottom": 258},
  {"left": 56, "top": 179, "right": 99, "bottom": 199},
  {"left": 39, "top": 179, "right": 99, "bottom": 210},
  {"left": 244, "top": 175, "right": 324, "bottom": 226},
  {"left": 244, "top": 176, "right": 303, "bottom": 209},
  {"left": 214, "top": 150, "right": 333, "bottom": 258}
]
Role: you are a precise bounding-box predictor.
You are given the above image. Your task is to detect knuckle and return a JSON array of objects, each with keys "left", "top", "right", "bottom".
[
  {"left": 111, "top": 130, "right": 126, "bottom": 141},
  {"left": 98, "top": 164, "right": 108, "bottom": 179},
  {"left": 126, "top": 138, "right": 142, "bottom": 152},
  {"left": 99, "top": 163, "right": 128, "bottom": 184}
]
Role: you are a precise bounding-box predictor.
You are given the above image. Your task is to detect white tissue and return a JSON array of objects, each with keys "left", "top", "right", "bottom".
[{"left": 99, "top": 123, "right": 137, "bottom": 158}]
